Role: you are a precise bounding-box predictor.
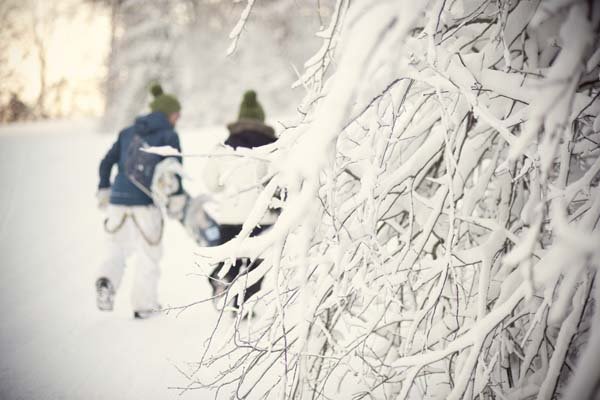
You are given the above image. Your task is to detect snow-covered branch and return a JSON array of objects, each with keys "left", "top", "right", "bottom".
[{"left": 188, "top": 0, "right": 600, "bottom": 398}]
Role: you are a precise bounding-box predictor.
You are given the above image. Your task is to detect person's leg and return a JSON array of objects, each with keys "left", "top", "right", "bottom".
[
  {"left": 233, "top": 258, "right": 263, "bottom": 309},
  {"left": 97, "top": 238, "right": 127, "bottom": 289},
  {"left": 233, "top": 225, "right": 270, "bottom": 308},
  {"left": 130, "top": 206, "right": 163, "bottom": 315},
  {"left": 209, "top": 262, "right": 225, "bottom": 294},
  {"left": 96, "top": 206, "right": 131, "bottom": 310},
  {"left": 210, "top": 258, "right": 243, "bottom": 307},
  {"left": 242, "top": 258, "right": 264, "bottom": 303},
  {"left": 208, "top": 224, "right": 242, "bottom": 297},
  {"left": 131, "top": 246, "right": 162, "bottom": 315}
]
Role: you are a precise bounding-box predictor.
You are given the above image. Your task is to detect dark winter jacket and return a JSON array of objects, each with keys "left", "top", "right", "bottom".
[
  {"left": 225, "top": 119, "right": 276, "bottom": 149},
  {"left": 98, "top": 112, "right": 182, "bottom": 206}
]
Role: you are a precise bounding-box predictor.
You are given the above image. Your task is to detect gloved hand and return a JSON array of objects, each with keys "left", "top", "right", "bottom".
[
  {"left": 152, "top": 158, "right": 184, "bottom": 207},
  {"left": 96, "top": 188, "right": 111, "bottom": 210},
  {"left": 166, "top": 194, "right": 187, "bottom": 220}
]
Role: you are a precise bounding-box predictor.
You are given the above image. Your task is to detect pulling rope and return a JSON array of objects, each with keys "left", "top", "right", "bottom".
[{"left": 103, "top": 211, "right": 163, "bottom": 247}]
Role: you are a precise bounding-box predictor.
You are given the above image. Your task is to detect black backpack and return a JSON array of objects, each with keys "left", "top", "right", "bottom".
[{"left": 124, "top": 134, "right": 162, "bottom": 196}]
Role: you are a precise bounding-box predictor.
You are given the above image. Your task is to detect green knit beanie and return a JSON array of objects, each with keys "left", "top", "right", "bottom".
[
  {"left": 238, "top": 90, "right": 265, "bottom": 122},
  {"left": 149, "top": 84, "right": 181, "bottom": 115}
]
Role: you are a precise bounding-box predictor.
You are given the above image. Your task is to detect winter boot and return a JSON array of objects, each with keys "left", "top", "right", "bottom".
[
  {"left": 133, "top": 305, "right": 162, "bottom": 319},
  {"left": 211, "top": 279, "right": 234, "bottom": 311},
  {"left": 96, "top": 277, "right": 115, "bottom": 311},
  {"left": 234, "top": 308, "right": 256, "bottom": 321}
]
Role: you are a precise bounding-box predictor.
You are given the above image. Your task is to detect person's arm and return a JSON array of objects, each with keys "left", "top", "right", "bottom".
[
  {"left": 165, "top": 132, "right": 183, "bottom": 162},
  {"left": 164, "top": 133, "right": 184, "bottom": 195},
  {"left": 98, "top": 133, "right": 121, "bottom": 189},
  {"left": 202, "top": 148, "right": 224, "bottom": 193}
]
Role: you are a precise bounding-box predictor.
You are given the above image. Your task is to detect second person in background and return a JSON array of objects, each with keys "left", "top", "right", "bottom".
[{"left": 202, "top": 90, "right": 278, "bottom": 314}]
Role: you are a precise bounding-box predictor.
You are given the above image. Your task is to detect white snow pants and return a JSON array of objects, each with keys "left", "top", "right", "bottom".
[{"left": 98, "top": 205, "right": 163, "bottom": 311}]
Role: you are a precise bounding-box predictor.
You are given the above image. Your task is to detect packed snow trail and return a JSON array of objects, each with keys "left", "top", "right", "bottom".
[{"left": 0, "top": 120, "right": 226, "bottom": 400}]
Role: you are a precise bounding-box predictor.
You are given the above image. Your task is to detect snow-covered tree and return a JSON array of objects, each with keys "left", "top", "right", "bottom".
[
  {"left": 173, "top": 0, "right": 333, "bottom": 125},
  {"left": 1, "top": 0, "right": 83, "bottom": 120},
  {"left": 100, "top": 0, "right": 333, "bottom": 127},
  {"left": 102, "top": 0, "right": 180, "bottom": 130},
  {"left": 179, "top": 0, "right": 600, "bottom": 398}
]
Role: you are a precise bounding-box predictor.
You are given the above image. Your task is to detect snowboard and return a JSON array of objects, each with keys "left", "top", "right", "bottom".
[
  {"left": 176, "top": 192, "right": 221, "bottom": 247},
  {"left": 123, "top": 134, "right": 220, "bottom": 247}
]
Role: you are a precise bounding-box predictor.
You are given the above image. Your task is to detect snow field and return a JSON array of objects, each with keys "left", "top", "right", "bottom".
[{"left": 0, "top": 120, "right": 238, "bottom": 400}]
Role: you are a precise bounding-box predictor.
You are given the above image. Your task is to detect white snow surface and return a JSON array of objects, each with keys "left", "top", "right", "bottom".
[{"left": 0, "top": 119, "right": 231, "bottom": 400}]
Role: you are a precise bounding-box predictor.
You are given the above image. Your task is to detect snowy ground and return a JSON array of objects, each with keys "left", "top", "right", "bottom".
[{"left": 0, "top": 119, "right": 230, "bottom": 400}]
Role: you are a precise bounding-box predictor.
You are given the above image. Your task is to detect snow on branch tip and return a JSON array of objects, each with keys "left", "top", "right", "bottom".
[{"left": 142, "top": 145, "right": 181, "bottom": 157}]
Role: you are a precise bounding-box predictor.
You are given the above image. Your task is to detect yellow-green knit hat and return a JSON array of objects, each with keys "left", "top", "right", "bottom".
[
  {"left": 238, "top": 90, "right": 265, "bottom": 122},
  {"left": 149, "top": 84, "right": 181, "bottom": 115}
]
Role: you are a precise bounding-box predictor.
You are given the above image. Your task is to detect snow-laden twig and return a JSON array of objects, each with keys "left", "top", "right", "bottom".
[{"left": 226, "top": 0, "right": 255, "bottom": 56}]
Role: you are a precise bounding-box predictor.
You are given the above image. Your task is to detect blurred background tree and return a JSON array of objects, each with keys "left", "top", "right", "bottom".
[
  {"left": 0, "top": 0, "right": 334, "bottom": 128},
  {"left": 1, "top": 0, "right": 109, "bottom": 122},
  {"left": 0, "top": 0, "right": 31, "bottom": 122}
]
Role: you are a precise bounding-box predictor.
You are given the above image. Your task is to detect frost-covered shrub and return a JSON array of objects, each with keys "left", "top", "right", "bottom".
[{"left": 186, "top": 1, "right": 600, "bottom": 398}]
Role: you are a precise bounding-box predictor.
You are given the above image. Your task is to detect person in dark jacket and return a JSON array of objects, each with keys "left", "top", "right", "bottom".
[
  {"left": 95, "top": 84, "right": 184, "bottom": 319},
  {"left": 203, "top": 90, "right": 278, "bottom": 313}
]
